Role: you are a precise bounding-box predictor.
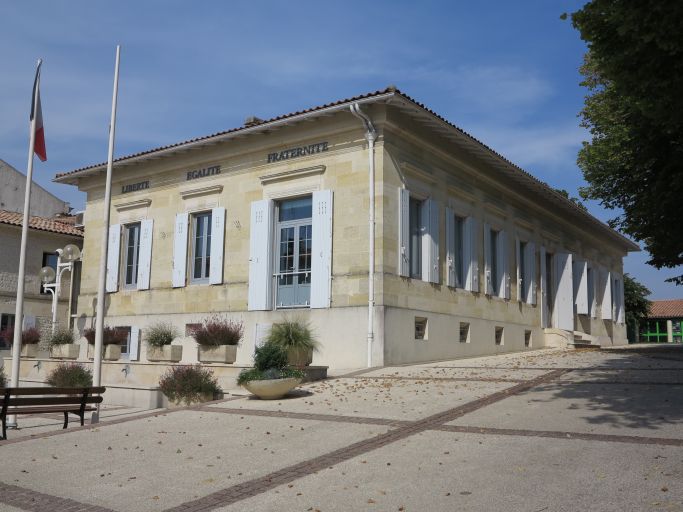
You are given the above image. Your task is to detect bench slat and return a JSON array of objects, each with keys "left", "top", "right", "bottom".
[
  {"left": 0, "top": 387, "right": 106, "bottom": 395},
  {"left": 8, "top": 396, "right": 104, "bottom": 407},
  {"left": 7, "top": 406, "right": 97, "bottom": 415}
]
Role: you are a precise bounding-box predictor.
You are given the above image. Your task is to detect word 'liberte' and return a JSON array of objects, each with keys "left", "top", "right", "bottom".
[
  {"left": 186, "top": 165, "right": 221, "bottom": 181},
  {"left": 267, "top": 142, "right": 328, "bottom": 163}
]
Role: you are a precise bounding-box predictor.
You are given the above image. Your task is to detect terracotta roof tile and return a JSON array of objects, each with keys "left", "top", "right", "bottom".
[
  {"left": 649, "top": 299, "right": 683, "bottom": 319},
  {"left": 0, "top": 210, "right": 83, "bottom": 237}
]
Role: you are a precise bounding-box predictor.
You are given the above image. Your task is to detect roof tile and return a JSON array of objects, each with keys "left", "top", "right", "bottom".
[
  {"left": 0, "top": 210, "right": 83, "bottom": 237},
  {"left": 649, "top": 299, "right": 683, "bottom": 319}
]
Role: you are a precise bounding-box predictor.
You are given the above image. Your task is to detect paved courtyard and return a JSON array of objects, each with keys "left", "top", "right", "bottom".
[{"left": 1, "top": 345, "right": 681, "bottom": 511}]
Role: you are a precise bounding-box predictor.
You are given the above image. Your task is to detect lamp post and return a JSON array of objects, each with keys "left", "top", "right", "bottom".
[{"left": 39, "top": 243, "right": 81, "bottom": 333}]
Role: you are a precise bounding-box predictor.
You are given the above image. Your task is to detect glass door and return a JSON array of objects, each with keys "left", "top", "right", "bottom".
[{"left": 276, "top": 197, "right": 312, "bottom": 308}]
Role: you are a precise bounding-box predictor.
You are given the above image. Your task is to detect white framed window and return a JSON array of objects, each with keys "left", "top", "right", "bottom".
[
  {"left": 123, "top": 222, "right": 141, "bottom": 289},
  {"left": 172, "top": 208, "right": 224, "bottom": 288},
  {"left": 191, "top": 211, "right": 212, "bottom": 284},
  {"left": 106, "top": 219, "right": 153, "bottom": 292},
  {"left": 485, "top": 224, "right": 509, "bottom": 298},
  {"left": 515, "top": 238, "right": 536, "bottom": 304},
  {"left": 248, "top": 191, "right": 332, "bottom": 311},
  {"left": 398, "top": 189, "right": 439, "bottom": 283},
  {"left": 114, "top": 326, "right": 140, "bottom": 361},
  {"left": 446, "top": 211, "right": 466, "bottom": 288}
]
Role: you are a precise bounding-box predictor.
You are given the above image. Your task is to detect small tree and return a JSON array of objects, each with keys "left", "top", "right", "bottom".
[{"left": 624, "top": 274, "right": 651, "bottom": 340}]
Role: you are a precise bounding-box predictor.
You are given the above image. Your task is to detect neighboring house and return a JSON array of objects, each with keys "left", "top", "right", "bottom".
[
  {"left": 0, "top": 210, "right": 83, "bottom": 349},
  {"left": 53, "top": 86, "right": 637, "bottom": 371},
  {"left": 0, "top": 159, "right": 70, "bottom": 217},
  {"left": 640, "top": 299, "right": 683, "bottom": 343}
]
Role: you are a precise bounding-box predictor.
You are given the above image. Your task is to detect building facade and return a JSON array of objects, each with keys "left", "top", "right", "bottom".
[
  {"left": 0, "top": 210, "right": 83, "bottom": 349},
  {"left": 640, "top": 299, "right": 683, "bottom": 343},
  {"left": 54, "top": 87, "right": 638, "bottom": 371},
  {"left": 0, "top": 159, "right": 70, "bottom": 217}
]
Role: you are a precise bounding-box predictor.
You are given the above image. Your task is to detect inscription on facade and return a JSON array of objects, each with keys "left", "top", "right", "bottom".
[
  {"left": 186, "top": 165, "right": 221, "bottom": 181},
  {"left": 267, "top": 142, "right": 328, "bottom": 163},
  {"left": 121, "top": 181, "right": 150, "bottom": 194}
]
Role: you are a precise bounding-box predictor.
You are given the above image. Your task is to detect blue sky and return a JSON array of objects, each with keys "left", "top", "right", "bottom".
[{"left": 0, "top": 1, "right": 679, "bottom": 299}]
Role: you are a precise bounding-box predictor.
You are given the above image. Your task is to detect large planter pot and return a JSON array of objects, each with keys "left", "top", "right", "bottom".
[
  {"left": 50, "top": 344, "right": 80, "bottom": 360},
  {"left": 165, "top": 392, "right": 215, "bottom": 409},
  {"left": 147, "top": 345, "right": 183, "bottom": 362},
  {"left": 14, "top": 344, "right": 38, "bottom": 358},
  {"left": 198, "top": 345, "right": 237, "bottom": 364},
  {"left": 287, "top": 347, "right": 313, "bottom": 367},
  {"left": 243, "top": 377, "right": 302, "bottom": 400},
  {"left": 87, "top": 344, "right": 122, "bottom": 361}
]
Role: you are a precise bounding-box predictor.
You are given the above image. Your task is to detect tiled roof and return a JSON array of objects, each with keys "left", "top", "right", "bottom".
[
  {"left": 54, "top": 87, "right": 396, "bottom": 179},
  {"left": 649, "top": 299, "right": 683, "bottom": 319},
  {"left": 53, "top": 86, "right": 637, "bottom": 250},
  {"left": 0, "top": 210, "right": 83, "bottom": 237}
]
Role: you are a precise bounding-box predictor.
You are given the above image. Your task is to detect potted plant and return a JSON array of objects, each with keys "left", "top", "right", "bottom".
[
  {"left": 237, "top": 341, "right": 305, "bottom": 400},
  {"left": 145, "top": 322, "right": 182, "bottom": 362},
  {"left": 158, "top": 365, "right": 221, "bottom": 407},
  {"left": 48, "top": 327, "right": 80, "bottom": 360},
  {"left": 46, "top": 363, "right": 93, "bottom": 387},
  {"left": 191, "top": 315, "right": 242, "bottom": 364},
  {"left": 266, "top": 318, "right": 319, "bottom": 366},
  {"left": 2, "top": 327, "right": 41, "bottom": 358},
  {"left": 84, "top": 327, "right": 127, "bottom": 360}
]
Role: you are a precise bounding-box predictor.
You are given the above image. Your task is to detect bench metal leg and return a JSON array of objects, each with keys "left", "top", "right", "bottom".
[
  {"left": 79, "top": 413, "right": 85, "bottom": 426},
  {"left": 1, "top": 419, "right": 5, "bottom": 440},
  {"left": 63, "top": 412, "right": 68, "bottom": 429}
]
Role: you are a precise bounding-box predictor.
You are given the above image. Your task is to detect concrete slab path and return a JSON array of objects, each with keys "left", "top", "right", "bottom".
[{"left": 1, "top": 345, "right": 681, "bottom": 512}]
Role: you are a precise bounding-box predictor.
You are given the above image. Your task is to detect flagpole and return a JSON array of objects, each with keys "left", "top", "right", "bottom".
[
  {"left": 7, "top": 59, "right": 42, "bottom": 429},
  {"left": 91, "top": 45, "right": 121, "bottom": 424}
]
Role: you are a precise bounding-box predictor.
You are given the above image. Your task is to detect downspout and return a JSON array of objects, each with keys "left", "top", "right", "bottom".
[{"left": 350, "top": 103, "right": 377, "bottom": 368}]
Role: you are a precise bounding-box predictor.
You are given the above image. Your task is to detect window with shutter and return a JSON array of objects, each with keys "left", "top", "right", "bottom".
[
  {"left": 248, "top": 199, "right": 274, "bottom": 311},
  {"left": 106, "top": 224, "right": 121, "bottom": 292},
  {"left": 136, "top": 219, "right": 154, "bottom": 290}
]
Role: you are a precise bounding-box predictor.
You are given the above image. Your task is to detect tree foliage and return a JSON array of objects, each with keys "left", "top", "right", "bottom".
[
  {"left": 623, "top": 273, "right": 651, "bottom": 331},
  {"left": 567, "top": 1, "right": 683, "bottom": 284}
]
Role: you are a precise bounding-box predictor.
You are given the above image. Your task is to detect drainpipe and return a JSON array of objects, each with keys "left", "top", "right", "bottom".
[{"left": 350, "top": 103, "right": 377, "bottom": 367}]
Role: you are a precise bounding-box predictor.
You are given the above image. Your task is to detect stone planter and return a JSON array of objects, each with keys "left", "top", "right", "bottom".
[
  {"left": 166, "top": 392, "right": 215, "bottom": 409},
  {"left": 287, "top": 347, "right": 313, "bottom": 367},
  {"left": 50, "top": 344, "right": 80, "bottom": 360},
  {"left": 147, "top": 345, "right": 183, "bottom": 362},
  {"left": 14, "top": 344, "right": 38, "bottom": 358},
  {"left": 198, "top": 345, "right": 237, "bottom": 364},
  {"left": 87, "top": 344, "right": 122, "bottom": 361},
  {"left": 243, "top": 377, "right": 302, "bottom": 400}
]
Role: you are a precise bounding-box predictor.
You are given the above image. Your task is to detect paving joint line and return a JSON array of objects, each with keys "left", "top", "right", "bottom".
[
  {"left": 346, "top": 375, "right": 527, "bottom": 383},
  {"left": 163, "top": 368, "right": 568, "bottom": 512},
  {"left": 0, "top": 396, "right": 243, "bottom": 446},
  {"left": 432, "top": 424, "right": 683, "bottom": 446}
]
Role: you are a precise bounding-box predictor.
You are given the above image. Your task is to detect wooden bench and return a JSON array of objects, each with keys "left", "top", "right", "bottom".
[{"left": 0, "top": 386, "right": 106, "bottom": 440}]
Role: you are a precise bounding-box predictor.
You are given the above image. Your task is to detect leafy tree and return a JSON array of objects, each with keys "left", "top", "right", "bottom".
[
  {"left": 624, "top": 273, "right": 651, "bottom": 337},
  {"left": 564, "top": 1, "right": 683, "bottom": 284}
]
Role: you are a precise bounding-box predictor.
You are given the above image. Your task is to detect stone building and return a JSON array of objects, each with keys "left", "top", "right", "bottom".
[
  {"left": 0, "top": 210, "right": 83, "bottom": 350},
  {"left": 52, "top": 87, "right": 637, "bottom": 375},
  {"left": 0, "top": 159, "right": 70, "bottom": 217}
]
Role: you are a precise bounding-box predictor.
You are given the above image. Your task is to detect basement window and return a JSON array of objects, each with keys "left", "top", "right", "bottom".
[
  {"left": 415, "top": 317, "right": 428, "bottom": 340},
  {"left": 495, "top": 326, "right": 504, "bottom": 345},
  {"left": 459, "top": 322, "right": 470, "bottom": 343},
  {"left": 524, "top": 330, "right": 532, "bottom": 347}
]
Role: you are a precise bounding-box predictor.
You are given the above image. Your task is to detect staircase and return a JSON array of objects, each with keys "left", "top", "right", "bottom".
[{"left": 569, "top": 331, "right": 601, "bottom": 350}]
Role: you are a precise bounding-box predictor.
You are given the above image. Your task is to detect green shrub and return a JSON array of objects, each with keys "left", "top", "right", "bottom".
[
  {"left": 266, "top": 318, "right": 319, "bottom": 352},
  {"left": 236, "top": 341, "right": 304, "bottom": 385},
  {"left": 0, "top": 365, "right": 5, "bottom": 388},
  {"left": 158, "top": 365, "right": 220, "bottom": 405},
  {"left": 190, "top": 316, "right": 243, "bottom": 347},
  {"left": 47, "top": 327, "right": 75, "bottom": 347},
  {"left": 1, "top": 327, "right": 41, "bottom": 345},
  {"left": 254, "top": 341, "right": 288, "bottom": 371},
  {"left": 83, "top": 327, "right": 128, "bottom": 345},
  {"left": 236, "top": 367, "right": 304, "bottom": 386},
  {"left": 144, "top": 322, "right": 178, "bottom": 348},
  {"left": 46, "top": 363, "right": 93, "bottom": 388}
]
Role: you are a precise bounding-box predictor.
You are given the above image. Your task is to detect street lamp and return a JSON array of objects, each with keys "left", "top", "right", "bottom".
[{"left": 40, "top": 243, "right": 81, "bottom": 333}]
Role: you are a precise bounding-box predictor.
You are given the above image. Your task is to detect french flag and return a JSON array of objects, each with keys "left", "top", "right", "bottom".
[{"left": 30, "top": 62, "right": 46, "bottom": 162}]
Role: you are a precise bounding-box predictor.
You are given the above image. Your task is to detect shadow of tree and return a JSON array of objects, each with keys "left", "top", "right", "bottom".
[{"left": 528, "top": 345, "right": 683, "bottom": 432}]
